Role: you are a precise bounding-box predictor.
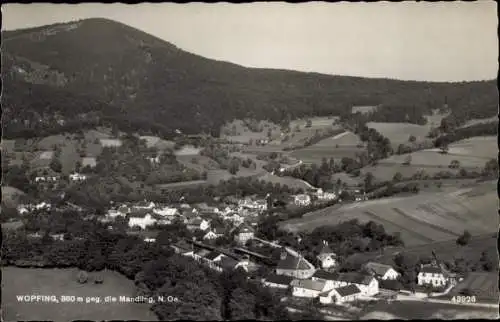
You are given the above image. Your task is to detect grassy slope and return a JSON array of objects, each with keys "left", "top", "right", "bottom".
[
  {"left": 1, "top": 267, "right": 158, "bottom": 321},
  {"left": 280, "top": 181, "right": 498, "bottom": 246}
]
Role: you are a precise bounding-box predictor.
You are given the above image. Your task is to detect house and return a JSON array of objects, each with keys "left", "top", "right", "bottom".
[
  {"left": 294, "top": 194, "right": 311, "bottom": 206},
  {"left": 196, "top": 203, "right": 219, "bottom": 214},
  {"left": 417, "top": 264, "right": 449, "bottom": 287},
  {"left": 128, "top": 214, "right": 157, "bottom": 229},
  {"left": 319, "top": 284, "right": 362, "bottom": 305},
  {"left": 316, "top": 188, "right": 337, "bottom": 201},
  {"left": 81, "top": 157, "right": 97, "bottom": 168},
  {"left": 312, "top": 271, "right": 379, "bottom": 296},
  {"left": 171, "top": 240, "right": 194, "bottom": 256},
  {"left": 69, "top": 172, "right": 87, "bottom": 181},
  {"left": 364, "top": 262, "right": 400, "bottom": 280},
  {"left": 35, "top": 175, "right": 59, "bottom": 183},
  {"left": 50, "top": 233, "right": 65, "bottom": 241},
  {"left": 276, "top": 249, "right": 316, "bottom": 279},
  {"left": 203, "top": 227, "right": 225, "bottom": 240},
  {"left": 134, "top": 201, "right": 156, "bottom": 210},
  {"left": 186, "top": 218, "right": 210, "bottom": 231},
  {"left": 35, "top": 202, "right": 51, "bottom": 210},
  {"left": 144, "top": 238, "right": 156, "bottom": 243},
  {"left": 290, "top": 279, "right": 329, "bottom": 298},
  {"left": 317, "top": 241, "right": 337, "bottom": 270},
  {"left": 219, "top": 256, "right": 242, "bottom": 272},
  {"left": 147, "top": 155, "right": 161, "bottom": 165},
  {"left": 234, "top": 225, "right": 255, "bottom": 245},
  {"left": 262, "top": 274, "right": 294, "bottom": 289},
  {"left": 153, "top": 206, "right": 179, "bottom": 218}
]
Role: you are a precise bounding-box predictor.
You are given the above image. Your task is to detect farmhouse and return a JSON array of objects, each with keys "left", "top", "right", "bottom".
[
  {"left": 99, "top": 138, "right": 122, "bottom": 147},
  {"left": 128, "top": 214, "right": 156, "bottom": 230},
  {"left": 294, "top": 194, "right": 311, "bottom": 206},
  {"left": 234, "top": 225, "right": 255, "bottom": 245},
  {"left": 364, "top": 262, "right": 400, "bottom": 280},
  {"left": 319, "top": 284, "right": 362, "bottom": 305},
  {"left": 81, "top": 156, "right": 97, "bottom": 168},
  {"left": 417, "top": 264, "right": 449, "bottom": 287},
  {"left": 262, "top": 274, "right": 294, "bottom": 289},
  {"left": 133, "top": 201, "right": 156, "bottom": 210},
  {"left": 315, "top": 188, "right": 337, "bottom": 201},
  {"left": 312, "top": 271, "right": 379, "bottom": 296},
  {"left": 69, "top": 172, "right": 87, "bottom": 181},
  {"left": 203, "top": 227, "right": 225, "bottom": 240},
  {"left": 153, "top": 206, "right": 179, "bottom": 218},
  {"left": 317, "top": 241, "right": 337, "bottom": 270},
  {"left": 276, "top": 249, "right": 316, "bottom": 279},
  {"left": 186, "top": 218, "right": 210, "bottom": 231},
  {"left": 291, "top": 279, "right": 329, "bottom": 298}
]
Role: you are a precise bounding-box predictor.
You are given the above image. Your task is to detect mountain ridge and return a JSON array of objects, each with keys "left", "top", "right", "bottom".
[{"left": 2, "top": 18, "right": 497, "bottom": 139}]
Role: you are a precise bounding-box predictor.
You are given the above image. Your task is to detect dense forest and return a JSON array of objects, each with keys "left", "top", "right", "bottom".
[{"left": 2, "top": 18, "right": 497, "bottom": 139}]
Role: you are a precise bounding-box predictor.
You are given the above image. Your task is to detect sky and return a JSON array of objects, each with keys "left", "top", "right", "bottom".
[{"left": 2, "top": 2, "right": 498, "bottom": 82}]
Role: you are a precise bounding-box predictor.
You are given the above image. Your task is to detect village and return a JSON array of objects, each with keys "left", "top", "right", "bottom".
[{"left": 15, "top": 186, "right": 489, "bottom": 315}]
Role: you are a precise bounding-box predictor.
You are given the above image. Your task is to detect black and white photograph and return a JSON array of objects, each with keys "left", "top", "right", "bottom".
[{"left": 1, "top": 2, "right": 498, "bottom": 321}]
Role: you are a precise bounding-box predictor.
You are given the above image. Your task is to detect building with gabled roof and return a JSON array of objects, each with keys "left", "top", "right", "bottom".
[
  {"left": 312, "top": 271, "right": 379, "bottom": 296},
  {"left": 417, "top": 264, "right": 450, "bottom": 287},
  {"left": 364, "top": 262, "right": 400, "bottom": 280},
  {"left": 234, "top": 224, "right": 255, "bottom": 245},
  {"left": 262, "top": 274, "right": 294, "bottom": 289},
  {"left": 290, "top": 279, "right": 329, "bottom": 298},
  {"left": 276, "top": 248, "right": 316, "bottom": 279},
  {"left": 319, "top": 284, "right": 362, "bottom": 304}
]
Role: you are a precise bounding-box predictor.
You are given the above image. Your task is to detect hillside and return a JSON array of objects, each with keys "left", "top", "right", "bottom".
[
  {"left": 280, "top": 180, "right": 498, "bottom": 246},
  {"left": 2, "top": 18, "right": 497, "bottom": 139}
]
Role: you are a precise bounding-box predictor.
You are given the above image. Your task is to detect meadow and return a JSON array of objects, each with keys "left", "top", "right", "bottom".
[
  {"left": 459, "top": 116, "right": 498, "bottom": 128},
  {"left": 362, "top": 135, "right": 497, "bottom": 181},
  {"left": 257, "top": 173, "right": 313, "bottom": 191},
  {"left": 280, "top": 181, "right": 498, "bottom": 247},
  {"left": 289, "top": 131, "right": 364, "bottom": 164},
  {"left": 446, "top": 272, "right": 499, "bottom": 302},
  {"left": 360, "top": 300, "right": 498, "bottom": 320},
  {"left": 1, "top": 186, "right": 25, "bottom": 207},
  {"left": 1, "top": 267, "right": 158, "bottom": 321},
  {"left": 366, "top": 122, "right": 432, "bottom": 146}
]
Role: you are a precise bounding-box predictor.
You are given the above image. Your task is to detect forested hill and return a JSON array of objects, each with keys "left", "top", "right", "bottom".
[{"left": 2, "top": 18, "right": 497, "bottom": 139}]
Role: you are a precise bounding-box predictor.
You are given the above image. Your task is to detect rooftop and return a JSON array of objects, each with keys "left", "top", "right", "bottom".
[
  {"left": 335, "top": 284, "right": 362, "bottom": 297},
  {"left": 264, "top": 274, "right": 294, "bottom": 286},
  {"left": 290, "top": 279, "right": 326, "bottom": 292},
  {"left": 419, "top": 265, "right": 444, "bottom": 274},
  {"left": 277, "top": 254, "right": 314, "bottom": 271},
  {"left": 364, "top": 262, "right": 394, "bottom": 277}
]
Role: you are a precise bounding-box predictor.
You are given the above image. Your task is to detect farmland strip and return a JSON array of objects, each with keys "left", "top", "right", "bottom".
[
  {"left": 391, "top": 208, "right": 461, "bottom": 237},
  {"left": 362, "top": 211, "right": 434, "bottom": 243}
]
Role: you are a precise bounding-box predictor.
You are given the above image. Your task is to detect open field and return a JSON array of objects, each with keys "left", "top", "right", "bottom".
[
  {"left": 446, "top": 272, "right": 499, "bottom": 302},
  {"left": 268, "top": 117, "right": 341, "bottom": 148},
  {"left": 289, "top": 131, "right": 365, "bottom": 164},
  {"left": 176, "top": 155, "right": 220, "bottom": 173},
  {"left": 206, "top": 168, "right": 266, "bottom": 184},
  {"left": 221, "top": 119, "right": 280, "bottom": 144},
  {"left": 366, "top": 136, "right": 498, "bottom": 181},
  {"left": 1, "top": 267, "right": 158, "bottom": 321},
  {"left": 459, "top": 116, "right": 498, "bottom": 128},
  {"left": 360, "top": 300, "right": 498, "bottom": 320},
  {"left": 366, "top": 122, "right": 432, "bottom": 146},
  {"left": 2, "top": 186, "right": 26, "bottom": 207},
  {"left": 280, "top": 181, "right": 498, "bottom": 246},
  {"left": 331, "top": 172, "right": 363, "bottom": 187},
  {"left": 346, "top": 233, "right": 497, "bottom": 271},
  {"left": 139, "top": 135, "right": 175, "bottom": 150},
  {"left": 257, "top": 173, "right": 314, "bottom": 191},
  {"left": 1, "top": 139, "right": 16, "bottom": 152}
]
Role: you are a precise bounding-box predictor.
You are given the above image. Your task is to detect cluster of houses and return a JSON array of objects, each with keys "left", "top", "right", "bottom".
[
  {"left": 102, "top": 197, "right": 267, "bottom": 240},
  {"left": 259, "top": 242, "right": 458, "bottom": 306},
  {"left": 33, "top": 172, "right": 88, "bottom": 184}
]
